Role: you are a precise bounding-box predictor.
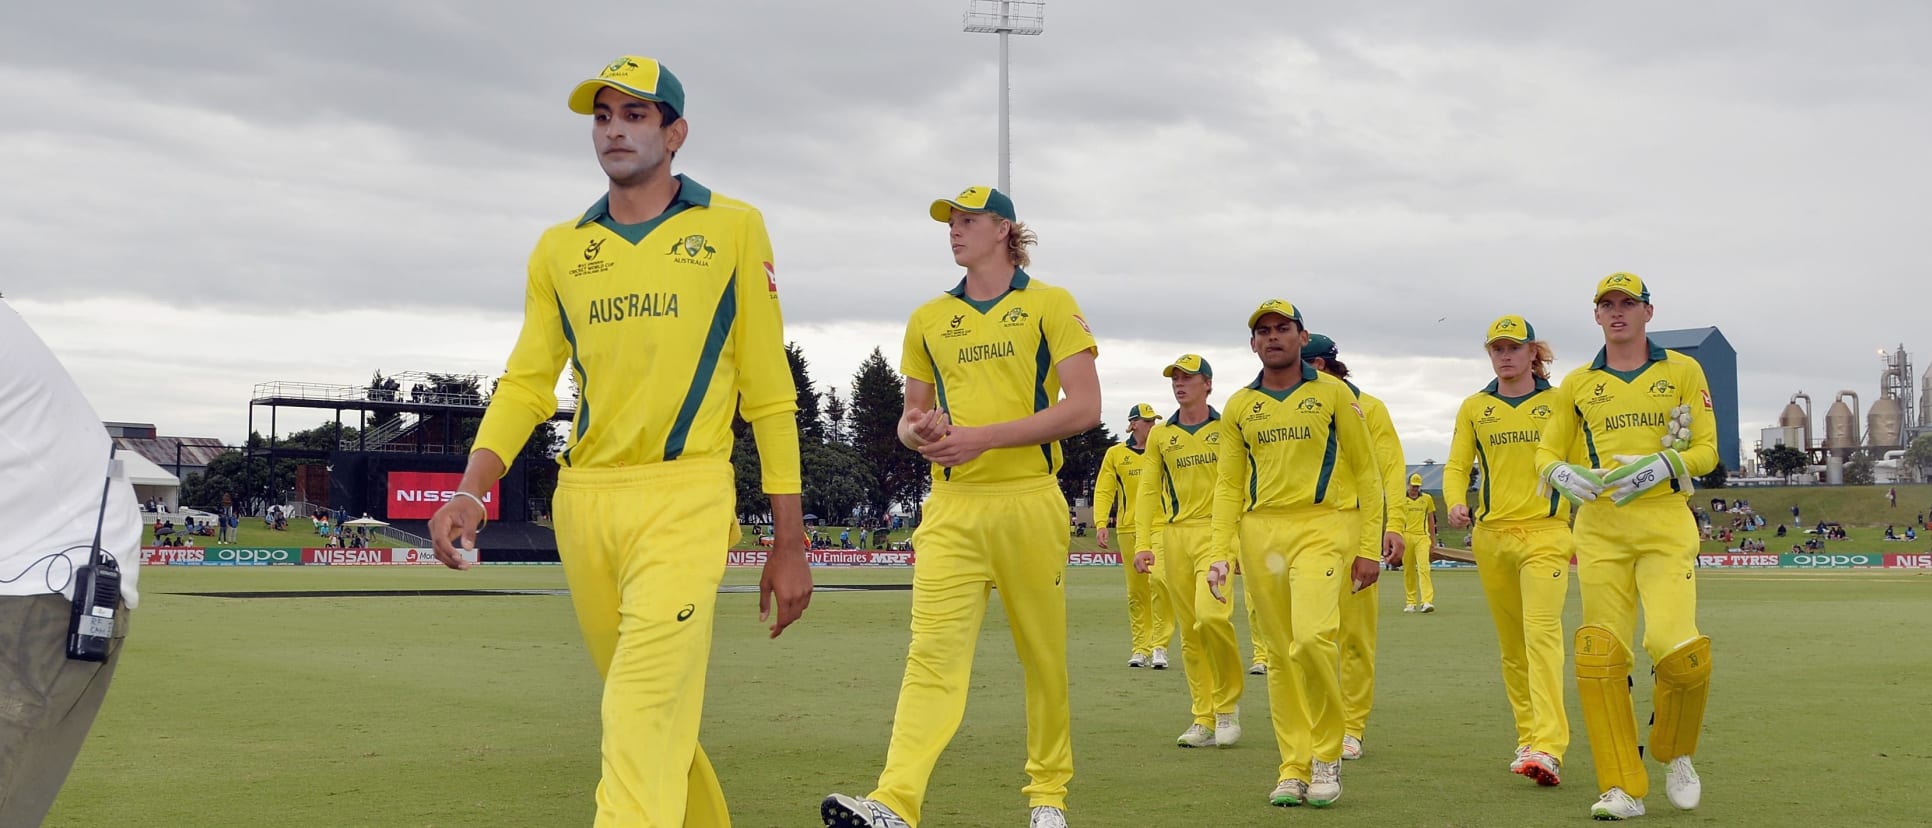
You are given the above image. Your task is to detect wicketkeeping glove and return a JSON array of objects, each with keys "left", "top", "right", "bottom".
[
  {"left": 1540, "top": 461, "right": 1605, "bottom": 507},
  {"left": 1602, "top": 449, "right": 1690, "bottom": 506}
]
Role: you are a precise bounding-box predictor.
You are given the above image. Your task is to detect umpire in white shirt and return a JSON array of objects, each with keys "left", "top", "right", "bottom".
[{"left": 0, "top": 300, "right": 142, "bottom": 825}]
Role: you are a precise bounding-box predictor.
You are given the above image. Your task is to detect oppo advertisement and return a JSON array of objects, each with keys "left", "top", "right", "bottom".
[{"left": 386, "top": 471, "right": 500, "bottom": 520}]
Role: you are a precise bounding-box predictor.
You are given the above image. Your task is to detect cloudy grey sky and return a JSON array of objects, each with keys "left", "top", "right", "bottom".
[{"left": 5, "top": 1, "right": 1928, "bottom": 467}]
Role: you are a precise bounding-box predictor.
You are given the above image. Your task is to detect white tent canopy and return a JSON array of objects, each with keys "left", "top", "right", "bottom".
[{"left": 121, "top": 451, "right": 182, "bottom": 511}]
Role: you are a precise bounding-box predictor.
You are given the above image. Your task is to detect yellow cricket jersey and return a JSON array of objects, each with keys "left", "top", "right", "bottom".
[
  {"left": 1092, "top": 438, "right": 1149, "bottom": 531},
  {"left": 1134, "top": 408, "right": 1226, "bottom": 552},
  {"left": 1212, "top": 365, "right": 1385, "bottom": 562},
  {"left": 1444, "top": 378, "right": 1577, "bottom": 522},
  {"left": 1534, "top": 340, "right": 1719, "bottom": 505},
  {"left": 1397, "top": 492, "right": 1436, "bottom": 536},
  {"left": 474, "top": 175, "right": 802, "bottom": 493},
  {"left": 1322, "top": 383, "right": 1408, "bottom": 517},
  {"left": 900, "top": 269, "right": 1098, "bottom": 484}
]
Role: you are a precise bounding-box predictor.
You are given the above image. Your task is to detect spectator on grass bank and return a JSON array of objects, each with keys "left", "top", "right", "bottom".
[
  {"left": 0, "top": 302, "right": 142, "bottom": 825},
  {"left": 1889, "top": 487, "right": 1897, "bottom": 507}
]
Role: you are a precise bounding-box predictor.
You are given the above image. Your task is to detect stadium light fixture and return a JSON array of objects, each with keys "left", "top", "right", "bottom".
[{"left": 962, "top": 1, "right": 1044, "bottom": 195}]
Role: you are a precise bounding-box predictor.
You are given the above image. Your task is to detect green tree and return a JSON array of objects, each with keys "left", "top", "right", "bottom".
[
  {"left": 802, "top": 440, "right": 874, "bottom": 526},
  {"left": 1845, "top": 451, "right": 1875, "bottom": 486},
  {"left": 1758, "top": 445, "right": 1809, "bottom": 481},
  {"left": 786, "top": 343, "right": 824, "bottom": 444},
  {"left": 1057, "top": 422, "right": 1117, "bottom": 504},
  {"left": 823, "top": 387, "right": 849, "bottom": 444},
  {"left": 730, "top": 422, "right": 770, "bottom": 523},
  {"left": 1906, "top": 434, "right": 1932, "bottom": 482},
  {"left": 850, "top": 347, "right": 926, "bottom": 521},
  {"left": 367, "top": 370, "right": 403, "bottom": 430},
  {"left": 1698, "top": 462, "right": 1728, "bottom": 490}
]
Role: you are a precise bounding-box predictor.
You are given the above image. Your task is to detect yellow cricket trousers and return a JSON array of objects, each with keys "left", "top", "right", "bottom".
[
  {"left": 553, "top": 461, "right": 738, "bottom": 828},
  {"left": 871, "top": 477, "right": 1073, "bottom": 826},
  {"left": 1573, "top": 499, "right": 1701, "bottom": 662},
  {"left": 1152, "top": 520, "right": 1244, "bottom": 726},
  {"left": 1239, "top": 507, "right": 1353, "bottom": 782},
  {"left": 1338, "top": 559, "right": 1377, "bottom": 740},
  {"left": 1473, "top": 518, "right": 1573, "bottom": 760},
  {"left": 1243, "top": 575, "right": 1274, "bottom": 667},
  {"left": 1402, "top": 531, "right": 1435, "bottom": 605},
  {"left": 1117, "top": 530, "right": 1173, "bottom": 656}
]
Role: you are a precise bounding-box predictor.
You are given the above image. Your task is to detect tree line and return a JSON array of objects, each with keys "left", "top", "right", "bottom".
[{"left": 179, "top": 354, "right": 1119, "bottom": 523}]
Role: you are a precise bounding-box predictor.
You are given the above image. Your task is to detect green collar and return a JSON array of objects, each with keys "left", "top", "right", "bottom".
[
  {"left": 1245, "top": 361, "right": 1320, "bottom": 400},
  {"left": 946, "top": 267, "right": 1032, "bottom": 298},
  {"left": 1168, "top": 406, "right": 1221, "bottom": 434},
  {"left": 946, "top": 267, "right": 1032, "bottom": 315},
  {"left": 1589, "top": 339, "right": 1668, "bottom": 371},
  {"left": 576, "top": 174, "right": 714, "bottom": 229},
  {"left": 1482, "top": 376, "right": 1553, "bottom": 402}
]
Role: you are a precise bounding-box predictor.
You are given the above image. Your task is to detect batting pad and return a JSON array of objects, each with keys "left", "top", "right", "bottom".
[
  {"left": 1575, "top": 624, "right": 1647, "bottom": 797},
  {"left": 1649, "top": 636, "right": 1712, "bottom": 763}
]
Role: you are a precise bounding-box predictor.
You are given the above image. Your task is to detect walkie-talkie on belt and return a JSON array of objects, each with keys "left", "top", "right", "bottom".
[{"left": 66, "top": 446, "right": 122, "bottom": 662}]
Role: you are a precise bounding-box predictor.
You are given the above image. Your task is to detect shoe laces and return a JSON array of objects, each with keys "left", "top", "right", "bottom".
[
  {"left": 1670, "top": 757, "right": 1699, "bottom": 782},
  {"left": 1312, "top": 761, "right": 1339, "bottom": 785}
]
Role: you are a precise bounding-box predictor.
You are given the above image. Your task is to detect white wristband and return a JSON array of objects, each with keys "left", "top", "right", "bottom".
[{"left": 452, "top": 491, "right": 489, "bottom": 529}]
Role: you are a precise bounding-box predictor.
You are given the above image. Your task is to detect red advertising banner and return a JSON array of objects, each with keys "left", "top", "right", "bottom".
[
  {"left": 1695, "top": 553, "right": 1781, "bottom": 568},
  {"left": 1886, "top": 553, "right": 1932, "bottom": 569},
  {"left": 386, "top": 472, "right": 500, "bottom": 520},
  {"left": 300, "top": 547, "right": 478, "bottom": 565}
]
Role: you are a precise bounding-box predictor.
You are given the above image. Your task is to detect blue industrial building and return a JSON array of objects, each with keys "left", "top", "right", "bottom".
[{"left": 1649, "top": 327, "right": 1740, "bottom": 473}]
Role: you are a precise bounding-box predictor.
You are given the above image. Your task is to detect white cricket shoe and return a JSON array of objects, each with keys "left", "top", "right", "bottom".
[
  {"left": 1402, "top": 604, "right": 1418, "bottom": 613},
  {"left": 1176, "top": 723, "right": 1215, "bottom": 748},
  {"left": 1518, "top": 751, "right": 1561, "bottom": 787},
  {"left": 1665, "top": 756, "right": 1700, "bottom": 809},
  {"left": 1029, "top": 805, "right": 1068, "bottom": 828},
  {"left": 1420, "top": 602, "right": 1436, "bottom": 613},
  {"left": 1150, "top": 647, "right": 1169, "bottom": 669},
  {"left": 821, "top": 793, "right": 911, "bottom": 828},
  {"left": 1510, "top": 745, "right": 1532, "bottom": 773},
  {"left": 1308, "top": 759, "right": 1342, "bottom": 807},
  {"left": 1341, "top": 734, "right": 1363, "bottom": 761},
  {"left": 1590, "top": 787, "right": 1645, "bottom": 820},
  {"left": 1248, "top": 661, "right": 1267, "bottom": 675},
  {"left": 1269, "top": 778, "right": 1308, "bottom": 807},
  {"left": 1214, "top": 710, "right": 1241, "bottom": 747},
  {"left": 1128, "top": 651, "right": 1146, "bottom": 668}
]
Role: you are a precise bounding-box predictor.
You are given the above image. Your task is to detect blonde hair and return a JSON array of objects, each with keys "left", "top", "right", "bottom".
[
  {"left": 1005, "top": 220, "right": 1037, "bottom": 267},
  {"left": 1530, "top": 340, "right": 1556, "bottom": 380}
]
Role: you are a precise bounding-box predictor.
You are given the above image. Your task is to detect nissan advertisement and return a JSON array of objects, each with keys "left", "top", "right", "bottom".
[{"left": 386, "top": 471, "right": 499, "bottom": 520}]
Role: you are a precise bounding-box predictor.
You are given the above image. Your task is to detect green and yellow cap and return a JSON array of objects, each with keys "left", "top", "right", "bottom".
[
  {"left": 1162, "top": 354, "right": 1213, "bottom": 379},
  {"left": 1484, "top": 314, "right": 1537, "bottom": 344},
  {"left": 930, "top": 186, "right": 1017, "bottom": 223},
  {"left": 1409, "top": 473, "right": 1424, "bottom": 486},
  {"left": 1302, "top": 333, "right": 1339, "bottom": 361},
  {"left": 1593, "top": 271, "right": 1650, "bottom": 303},
  {"left": 569, "top": 56, "right": 686, "bottom": 117},
  {"left": 1247, "top": 298, "right": 1304, "bottom": 330},
  {"left": 1127, "top": 403, "right": 1159, "bottom": 422}
]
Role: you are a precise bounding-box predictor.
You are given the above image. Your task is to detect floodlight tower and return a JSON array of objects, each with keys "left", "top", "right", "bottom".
[{"left": 963, "top": 1, "right": 1044, "bottom": 195}]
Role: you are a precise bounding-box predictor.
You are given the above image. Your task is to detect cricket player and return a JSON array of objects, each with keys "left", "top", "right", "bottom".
[
  {"left": 430, "top": 56, "right": 814, "bottom": 828},
  {"left": 1209, "top": 301, "right": 1385, "bottom": 809},
  {"left": 1132, "top": 354, "right": 1245, "bottom": 750},
  {"left": 822, "top": 186, "right": 1098, "bottom": 828},
  {"left": 1535, "top": 273, "right": 1716, "bottom": 820},
  {"left": 1444, "top": 314, "right": 1575, "bottom": 787},
  {"left": 1094, "top": 403, "right": 1173, "bottom": 669},
  {"left": 1300, "top": 333, "right": 1408, "bottom": 762},
  {"left": 1399, "top": 475, "right": 1439, "bottom": 613}
]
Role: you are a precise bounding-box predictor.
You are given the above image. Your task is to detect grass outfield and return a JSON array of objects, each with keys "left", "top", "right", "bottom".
[{"left": 50, "top": 565, "right": 1932, "bottom": 827}]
